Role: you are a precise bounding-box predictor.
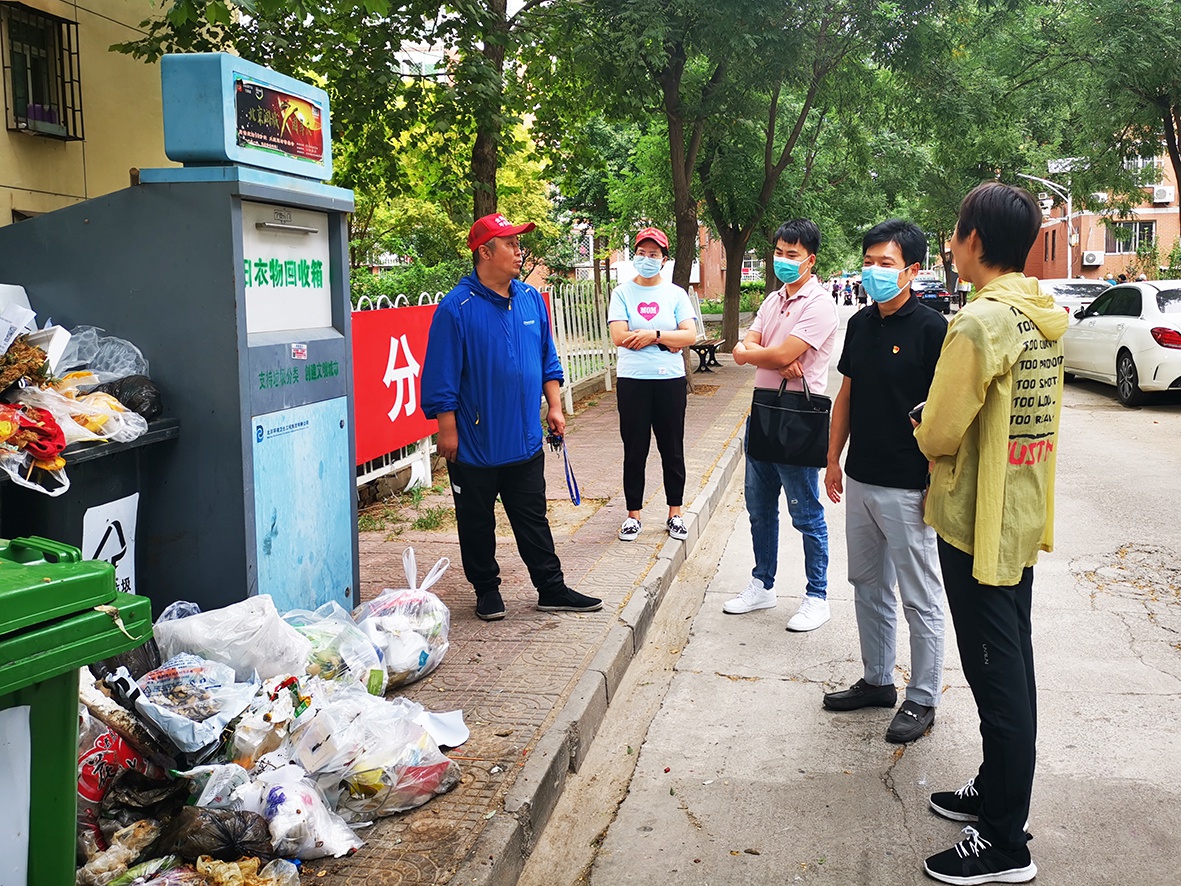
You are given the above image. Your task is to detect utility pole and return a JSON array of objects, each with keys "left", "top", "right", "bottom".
[{"left": 1018, "top": 172, "right": 1074, "bottom": 277}]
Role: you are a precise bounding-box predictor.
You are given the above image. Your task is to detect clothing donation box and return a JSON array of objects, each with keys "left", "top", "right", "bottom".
[{"left": 0, "top": 54, "right": 358, "bottom": 614}]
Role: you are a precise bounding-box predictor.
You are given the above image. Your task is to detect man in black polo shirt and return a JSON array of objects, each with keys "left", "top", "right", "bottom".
[{"left": 821, "top": 219, "right": 948, "bottom": 744}]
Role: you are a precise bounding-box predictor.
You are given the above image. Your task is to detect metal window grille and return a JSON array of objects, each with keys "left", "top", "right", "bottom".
[{"left": 1, "top": 2, "right": 83, "bottom": 140}]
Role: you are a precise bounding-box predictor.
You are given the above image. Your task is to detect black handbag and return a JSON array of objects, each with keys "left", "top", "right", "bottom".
[{"left": 746, "top": 377, "right": 831, "bottom": 467}]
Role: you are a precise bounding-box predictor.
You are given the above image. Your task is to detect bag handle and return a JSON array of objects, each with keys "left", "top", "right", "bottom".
[{"left": 775, "top": 376, "right": 813, "bottom": 403}]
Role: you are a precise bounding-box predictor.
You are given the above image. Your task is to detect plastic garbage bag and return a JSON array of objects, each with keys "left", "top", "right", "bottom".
[
  {"left": 149, "top": 806, "right": 273, "bottom": 862},
  {"left": 106, "top": 855, "right": 182, "bottom": 886},
  {"left": 289, "top": 686, "right": 460, "bottom": 823},
  {"left": 154, "top": 595, "right": 312, "bottom": 682},
  {"left": 59, "top": 325, "right": 150, "bottom": 379},
  {"left": 227, "top": 676, "right": 318, "bottom": 771},
  {"left": 353, "top": 548, "right": 451, "bottom": 688},
  {"left": 99, "top": 770, "right": 190, "bottom": 839},
  {"left": 12, "top": 383, "right": 147, "bottom": 445},
  {"left": 175, "top": 763, "right": 252, "bottom": 809},
  {"left": 94, "top": 374, "right": 163, "bottom": 421},
  {"left": 233, "top": 764, "right": 361, "bottom": 860},
  {"left": 283, "top": 601, "right": 386, "bottom": 695},
  {"left": 76, "top": 820, "right": 161, "bottom": 886},
  {"left": 195, "top": 856, "right": 300, "bottom": 886},
  {"left": 78, "top": 726, "right": 168, "bottom": 855},
  {"left": 105, "top": 655, "right": 260, "bottom": 759}
]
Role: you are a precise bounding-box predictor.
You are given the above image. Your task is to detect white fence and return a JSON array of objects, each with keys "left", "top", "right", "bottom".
[{"left": 549, "top": 280, "right": 614, "bottom": 412}]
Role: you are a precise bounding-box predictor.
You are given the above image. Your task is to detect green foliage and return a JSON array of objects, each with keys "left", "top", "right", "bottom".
[{"left": 350, "top": 261, "right": 468, "bottom": 307}]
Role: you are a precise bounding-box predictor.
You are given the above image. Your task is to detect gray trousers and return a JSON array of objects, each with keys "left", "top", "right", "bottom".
[{"left": 846, "top": 477, "right": 946, "bottom": 707}]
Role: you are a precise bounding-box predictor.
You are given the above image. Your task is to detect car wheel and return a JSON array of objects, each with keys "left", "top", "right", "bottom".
[{"left": 1115, "top": 351, "right": 1146, "bottom": 407}]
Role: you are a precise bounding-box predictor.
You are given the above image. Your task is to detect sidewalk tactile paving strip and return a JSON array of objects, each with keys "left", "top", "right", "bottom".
[{"left": 302, "top": 361, "right": 752, "bottom": 884}]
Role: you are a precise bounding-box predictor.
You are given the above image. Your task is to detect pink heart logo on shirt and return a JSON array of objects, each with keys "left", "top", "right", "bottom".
[{"left": 637, "top": 302, "right": 660, "bottom": 320}]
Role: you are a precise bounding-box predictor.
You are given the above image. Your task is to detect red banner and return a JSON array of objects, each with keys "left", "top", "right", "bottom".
[{"left": 352, "top": 305, "right": 438, "bottom": 465}]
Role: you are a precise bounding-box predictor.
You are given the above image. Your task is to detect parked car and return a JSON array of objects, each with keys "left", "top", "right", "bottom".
[
  {"left": 1039, "top": 278, "right": 1110, "bottom": 315},
  {"left": 912, "top": 278, "right": 951, "bottom": 314},
  {"left": 1062, "top": 281, "right": 1181, "bottom": 406}
]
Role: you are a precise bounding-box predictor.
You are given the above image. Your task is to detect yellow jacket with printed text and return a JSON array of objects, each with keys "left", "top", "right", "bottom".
[{"left": 915, "top": 273, "right": 1069, "bottom": 586}]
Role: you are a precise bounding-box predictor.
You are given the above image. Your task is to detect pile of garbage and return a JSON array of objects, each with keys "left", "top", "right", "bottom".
[
  {"left": 77, "top": 549, "right": 460, "bottom": 885},
  {"left": 0, "top": 292, "right": 163, "bottom": 496}
]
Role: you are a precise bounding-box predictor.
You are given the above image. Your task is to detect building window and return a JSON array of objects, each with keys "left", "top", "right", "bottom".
[
  {"left": 1104, "top": 221, "right": 1155, "bottom": 255},
  {"left": 740, "top": 252, "right": 764, "bottom": 282},
  {"left": 0, "top": 2, "right": 83, "bottom": 140}
]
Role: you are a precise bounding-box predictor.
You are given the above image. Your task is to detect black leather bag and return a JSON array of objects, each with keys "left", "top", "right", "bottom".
[{"left": 747, "top": 378, "right": 831, "bottom": 467}]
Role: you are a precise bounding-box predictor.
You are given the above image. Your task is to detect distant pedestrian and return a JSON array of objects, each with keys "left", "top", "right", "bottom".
[
  {"left": 1117, "top": 273, "right": 1128, "bottom": 283},
  {"left": 822, "top": 219, "right": 948, "bottom": 744},
  {"left": 725, "top": 218, "right": 839, "bottom": 631},
  {"left": 608, "top": 227, "right": 698, "bottom": 543},
  {"left": 831, "top": 279, "right": 840, "bottom": 302},
  {"left": 915, "top": 182, "right": 1067, "bottom": 885},
  {"left": 421, "top": 212, "right": 603, "bottom": 621}
]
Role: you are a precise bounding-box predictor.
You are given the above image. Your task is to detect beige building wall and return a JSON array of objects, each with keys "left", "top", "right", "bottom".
[{"left": 0, "top": 0, "right": 171, "bottom": 226}]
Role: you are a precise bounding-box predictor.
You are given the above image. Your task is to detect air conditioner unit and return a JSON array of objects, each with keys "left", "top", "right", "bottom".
[
  {"left": 1081, "top": 250, "right": 1103, "bottom": 266},
  {"left": 1152, "top": 185, "right": 1175, "bottom": 203},
  {"left": 1091, "top": 192, "right": 1109, "bottom": 203}
]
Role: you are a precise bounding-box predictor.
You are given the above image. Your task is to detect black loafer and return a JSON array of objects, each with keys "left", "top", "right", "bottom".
[
  {"left": 537, "top": 586, "right": 603, "bottom": 612},
  {"left": 823, "top": 678, "right": 898, "bottom": 711},
  {"left": 885, "top": 700, "right": 935, "bottom": 743},
  {"left": 476, "top": 589, "right": 506, "bottom": 621}
]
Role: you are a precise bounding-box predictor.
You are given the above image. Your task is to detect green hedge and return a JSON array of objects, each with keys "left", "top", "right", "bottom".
[
  {"left": 350, "top": 261, "right": 469, "bottom": 306},
  {"left": 699, "top": 284, "right": 767, "bottom": 314}
]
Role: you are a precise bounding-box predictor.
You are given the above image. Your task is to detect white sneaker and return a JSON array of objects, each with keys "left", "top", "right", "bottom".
[
  {"left": 786, "top": 595, "right": 830, "bottom": 632},
  {"left": 722, "top": 578, "right": 776, "bottom": 614},
  {"left": 619, "top": 517, "right": 641, "bottom": 542}
]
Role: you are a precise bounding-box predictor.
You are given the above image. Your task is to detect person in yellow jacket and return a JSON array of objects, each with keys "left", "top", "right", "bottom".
[{"left": 914, "top": 182, "right": 1068, "bottom": 886}]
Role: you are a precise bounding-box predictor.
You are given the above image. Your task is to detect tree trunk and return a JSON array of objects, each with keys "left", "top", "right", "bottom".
[
  {"left": 471, "top": 0, "right": 508, "bottom": 220},
  {"left": 718, "top": 227, "right": 752, "bottom": 350}
]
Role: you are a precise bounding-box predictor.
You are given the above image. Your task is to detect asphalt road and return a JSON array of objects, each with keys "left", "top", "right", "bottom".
[{"left": 522, "top": 330, "right": 1181, "bottom": 885}]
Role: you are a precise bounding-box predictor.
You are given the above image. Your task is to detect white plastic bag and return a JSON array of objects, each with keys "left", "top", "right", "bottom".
[
  {"left": 175, "top": 762, "right": 252, "bottom": 808},
  {"left": 291, "top": 686, "right": 460, "bottom": 823},
  {"left": 283, "top": 602, "right": 386, "bottom": 695},
  {"left": 154, "top": 595, "right": 312, "bottom": 682},
  {"left": 236, "top": 764, "right": 362, "bottom": 860},
  {"left": 354, "top": 548, "right": 451, "bottom": 688},
  {"left": 129, "top": 654, "right": 260, "bottom": 756},
  {"left": 11, "top": 383, "right": 147, "bottom": 444}
]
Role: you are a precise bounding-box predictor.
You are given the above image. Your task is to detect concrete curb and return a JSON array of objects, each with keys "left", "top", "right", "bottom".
[{"left": 448, "top": 436, "right": 744, "bottom": 886}]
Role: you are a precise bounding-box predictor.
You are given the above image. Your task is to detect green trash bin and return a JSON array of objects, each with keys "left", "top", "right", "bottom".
[{"left": 0, "top": 536, "right": 153, "bottom": 886}]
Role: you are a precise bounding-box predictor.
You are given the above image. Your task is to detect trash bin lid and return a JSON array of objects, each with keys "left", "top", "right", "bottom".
[{"left": 0, "top": 536, "right": 116, "bottom": 638}]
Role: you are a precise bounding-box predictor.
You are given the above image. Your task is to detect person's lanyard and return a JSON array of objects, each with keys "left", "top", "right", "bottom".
[{"left": 561, "top": 439, "right": 580, "bottom": 505}]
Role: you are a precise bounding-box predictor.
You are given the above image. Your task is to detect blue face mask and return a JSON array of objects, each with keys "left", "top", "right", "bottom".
[
  {"left": 773, "top": 256, "right": 809, "bottom": 284},
  {"left": 862, "top": 265, "right": 907, "bottom": 303},
  {"left": 634, "top": 255, "right": 664, "bottom": 279}
]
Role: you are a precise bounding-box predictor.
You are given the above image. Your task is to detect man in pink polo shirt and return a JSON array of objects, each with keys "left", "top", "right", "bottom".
[{"left": 725, "top": 219, "right": 839, "bottom": 631}]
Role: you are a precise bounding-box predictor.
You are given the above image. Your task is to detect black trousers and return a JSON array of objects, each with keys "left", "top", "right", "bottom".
[
  {"left": 938, "top": 537, "right": 1036, "bottom": 851},
  {"left": 616, "top": 376, "right": 688, "bottom": 512},
  {"left": 446, "top": 452, "right": 565, "bottom": 598}
]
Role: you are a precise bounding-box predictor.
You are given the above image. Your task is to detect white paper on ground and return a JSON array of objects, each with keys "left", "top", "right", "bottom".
[
  {"left": 413, "top": 709, "right": 469, "bottom": 748},
  {"left": 0, "top": 704, "right": 32, "bottom": 886}
]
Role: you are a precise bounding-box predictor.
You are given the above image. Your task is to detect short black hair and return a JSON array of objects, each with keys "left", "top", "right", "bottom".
[
  {"left": 862, "top": 219, "right": 927, "bottom": 267},
  {"left": 956, "top": 182, "right": 1040, "bottom": 272},
  {"left": 773, "top": 219, "right": 821, "bottom": 256}
]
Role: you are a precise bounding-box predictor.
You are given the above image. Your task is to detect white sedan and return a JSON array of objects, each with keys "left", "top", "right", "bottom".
[
  {"left": 1063, "top": 281, "right": 1181, "bottom": 406},
  {"left": 1039, "top": 278, "right": 1110, "bottom": 315}
]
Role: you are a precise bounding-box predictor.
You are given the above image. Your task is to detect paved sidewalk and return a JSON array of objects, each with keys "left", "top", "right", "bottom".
[{"left": 303, "top": 360, "right": 755, "bottom": 885}]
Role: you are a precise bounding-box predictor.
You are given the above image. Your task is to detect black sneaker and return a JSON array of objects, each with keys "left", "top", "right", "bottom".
[
  {"left": 885, "top": 699, "right": 935, "bottom": 743},
  {"left": 537, "top": 587, "right": 603, "bottom": 612},
  {"left": 923, "top": 826, "right": 1036, "bottom": 884},
  {"left": 475, "top": 589, "right": 506, "bottom": 621},
  {"left": 823, "top": 678, "right": 897, "bottom": 711},
  {"left": 930, "top": 777, "right": 982, "bottom": 822}
]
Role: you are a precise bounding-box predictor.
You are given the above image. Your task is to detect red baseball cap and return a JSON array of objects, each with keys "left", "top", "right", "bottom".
[
  {"left": 634, "top": 226, "right": 669, "bottom": 250},
  {"left": 467, "top": 213, "right": 536, "bottom": 250}
]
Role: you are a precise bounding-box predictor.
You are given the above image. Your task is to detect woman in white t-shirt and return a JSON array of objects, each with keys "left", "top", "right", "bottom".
[{"left": 607, "top": 227, "right": 698, "bottom": 543}]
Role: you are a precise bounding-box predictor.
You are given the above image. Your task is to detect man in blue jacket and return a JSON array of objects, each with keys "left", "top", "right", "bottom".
[{"left": 421, "top": 213, "right": 603, "bottom": 621}]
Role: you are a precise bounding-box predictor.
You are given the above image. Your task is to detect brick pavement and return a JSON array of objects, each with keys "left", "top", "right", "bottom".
[{"left": 302, "top": 360, "right": 754, "bottom": 885}]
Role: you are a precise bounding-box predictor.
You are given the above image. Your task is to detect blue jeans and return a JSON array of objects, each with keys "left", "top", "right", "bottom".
[{"left": 744, "top": 449, "right": 829, "bottom": 598}]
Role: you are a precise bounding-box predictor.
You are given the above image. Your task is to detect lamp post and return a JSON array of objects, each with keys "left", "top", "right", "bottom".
[{"left": 1017, "top": 172, "right": 1074, "bottom": 277}]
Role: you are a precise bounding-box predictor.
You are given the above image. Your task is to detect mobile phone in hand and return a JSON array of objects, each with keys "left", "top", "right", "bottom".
[{"left": 909, "top": 403, "right": 925, "bottom": 424}]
